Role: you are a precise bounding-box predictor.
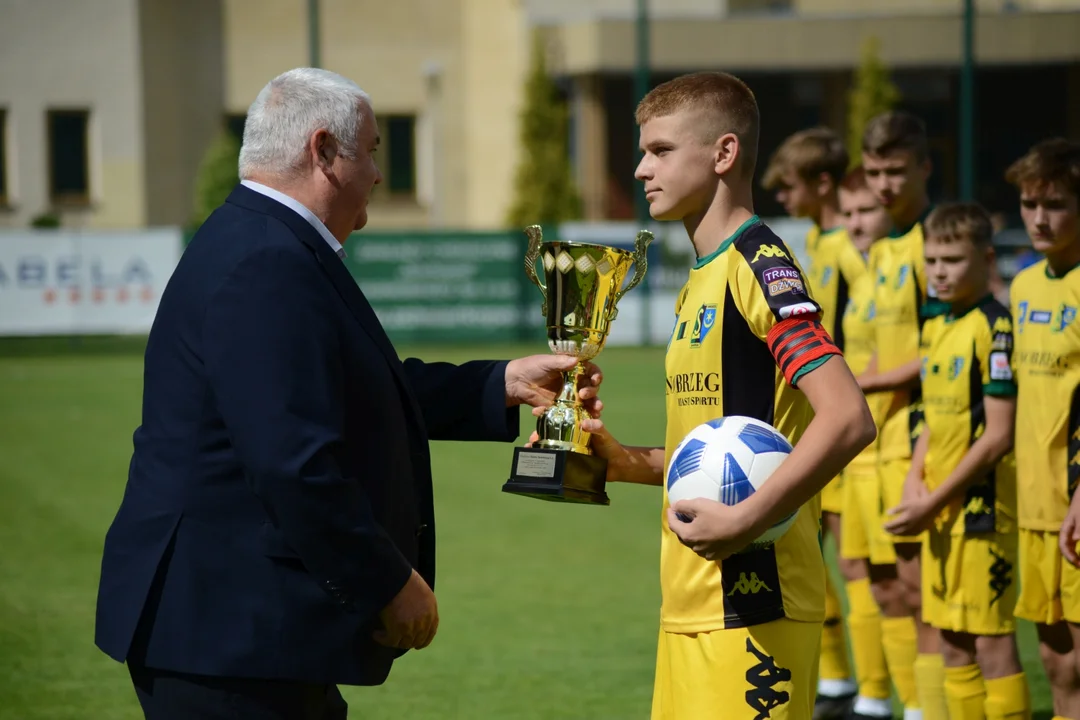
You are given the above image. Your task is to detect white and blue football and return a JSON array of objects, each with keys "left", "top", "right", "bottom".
[{"left": 666, "top": 415, "right": 796, "bottom": 550}]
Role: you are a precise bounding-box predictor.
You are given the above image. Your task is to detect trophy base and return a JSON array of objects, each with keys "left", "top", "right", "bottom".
[{"left": 503, "top": 447, "right": 610, "bottom": 506}]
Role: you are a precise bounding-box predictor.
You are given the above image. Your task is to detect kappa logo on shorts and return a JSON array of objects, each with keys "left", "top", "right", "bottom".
[
  {"left": 745, "top": 637, "right": 791, "bottom": 720},
  {"left": 988, "top": 549, "right": 1013, "bottom": 607},
  {"left": 727, "top": 572, "right": 774, "bottom": 596}
]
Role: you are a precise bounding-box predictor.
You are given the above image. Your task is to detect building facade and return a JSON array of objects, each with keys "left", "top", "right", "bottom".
[{"left": 0, "top": 0, "right": 1077, "bottom": 230}]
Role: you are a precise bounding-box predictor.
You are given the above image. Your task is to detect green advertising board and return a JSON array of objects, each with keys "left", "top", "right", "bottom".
[{"left": 342, "top": 230, "right": 545, "bottom": 345}]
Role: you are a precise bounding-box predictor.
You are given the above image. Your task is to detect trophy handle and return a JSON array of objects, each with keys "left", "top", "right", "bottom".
[
  {"left": 524, "top": 225, "right": 549, "bottom": 315},
  {"left": 614, "top": 229, "right": 654, "bottom": 307}
]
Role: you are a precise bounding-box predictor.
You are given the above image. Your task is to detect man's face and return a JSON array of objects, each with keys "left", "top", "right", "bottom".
[
  {"left": 773, "top": 168, "right": 818, "bottom": 219},
  {"left": 862, "top": 149, "right": 930, "bottom": 222},
  {"left": 924, "top": 235, "right": 989, "bottom": 305},
  {"left": 1019, "top": 181, "right": 1080, "bottom": 258},
  {"left": 334, "top": 102, "right": 383, "bottom": 231},
  {"left": 635, "top": 110, "right": 721, "bottom": 222},
  {"left": 839, "top": 185, "right": 891, "bottom": 253}
]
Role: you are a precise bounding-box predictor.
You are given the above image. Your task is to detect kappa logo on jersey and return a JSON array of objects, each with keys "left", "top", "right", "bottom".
[
  {"left": 778, "top": 302, "right": 817, "bottom": 320},
  {"left": 819, "top": 266, "right": 834, "bottom": 287},
  {"left": 1016, "top": 301, "right": 1028, "bottom": 333},
  {"left": 751, "top": 245, "right": 789, "bottom": 264},
  {"left": 745, "top": 638, "right": 791, "bottom": 720},
  {"left": 727, "top": 572, "right": 774, "bottom": 596},
  {"left": 920, "top": 356, "right": 930, "bottom": 380},
  {"left": 690, "top": 304, "right": 717, "bottom": 348},
  {"left": 948, "top": 356, "right": 966, "bottom": 381},
  {"left": 992, "top": 317, "right": 1012, "bottom": 336},
  {"left": 1053, "top": 304, "right": 1078, "bottom": 333}
]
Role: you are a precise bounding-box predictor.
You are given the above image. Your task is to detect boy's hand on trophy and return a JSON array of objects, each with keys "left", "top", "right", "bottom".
[{"left": 505, "top": 355, "right": 603, "bottom": 417}]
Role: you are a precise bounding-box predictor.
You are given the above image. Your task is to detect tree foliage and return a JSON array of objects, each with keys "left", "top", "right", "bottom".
[
  {"left": 846, "top": 36, "right": 902, "bottom": 166},
  {"left": 506, "top": 33, "right": 582, "bottom": 228},
  {"left": 191, "top": 129, "right": 241, "bottom": 228}
]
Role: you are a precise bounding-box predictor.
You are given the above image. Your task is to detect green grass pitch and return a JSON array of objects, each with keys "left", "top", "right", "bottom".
[{"left": 0, "top": 339, "right": 1055, "bottom": 718}]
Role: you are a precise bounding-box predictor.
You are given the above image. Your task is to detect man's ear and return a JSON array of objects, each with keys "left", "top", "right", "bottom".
[{"left": 311, "top": 129, "right": 337, "bottom": 172}]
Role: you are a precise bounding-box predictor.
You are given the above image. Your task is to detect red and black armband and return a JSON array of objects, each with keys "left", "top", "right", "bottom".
[{"left": 766, "top": 315, "right": 841, "bottom": 386}]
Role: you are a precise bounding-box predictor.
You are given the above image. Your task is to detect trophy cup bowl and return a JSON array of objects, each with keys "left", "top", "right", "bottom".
[{"left": 503, "top": 225, "right": 652, "bottom": 505}]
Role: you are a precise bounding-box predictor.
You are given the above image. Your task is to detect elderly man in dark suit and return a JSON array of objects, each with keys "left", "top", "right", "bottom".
[{"left": 94, "top": 67, "right": 600, "bottom": 720}]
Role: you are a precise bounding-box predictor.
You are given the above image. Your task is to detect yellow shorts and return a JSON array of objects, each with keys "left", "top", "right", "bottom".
[
  {"left": 1015, "top": 529, "right": 1080, "bottom": 626},
  {"left": 880, "top": 458, "right": 922, "bottom": 545},
  {"left": 651, "top": 619, "right": 821, "bottom": 720},
  {"left": 821, "top": 475, "right": 844, "bottom": 515},
  {"left": 840, "top": 463, "right": 896, "bottom": 565},
  {"left": 921, "top": 527, "right": 1017, "bottom": 635}
]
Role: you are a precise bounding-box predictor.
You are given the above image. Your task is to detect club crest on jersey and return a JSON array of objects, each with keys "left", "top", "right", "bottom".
[
  {"left": 690, "top": 303, "right": 717, "bottom": 348},
  {"left": 948, "top": 356, "right": 966, "bottom": 381},
  {"left": 1053, "top": 304, "right": 1078, "bottom": 333},
  {"left": 819, "top": 266, "right": 834, "bottom": 288},
  {"left": 895, "top": 264, "right": 910, "bottom": 289},
  {"left": 751, "top": 244, "right": 789, "bottom": 264}
]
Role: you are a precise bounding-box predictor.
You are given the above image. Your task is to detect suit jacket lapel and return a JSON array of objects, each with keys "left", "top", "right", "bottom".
[{"left": 225, "top": 186, "right": 428, "bottom": 433}]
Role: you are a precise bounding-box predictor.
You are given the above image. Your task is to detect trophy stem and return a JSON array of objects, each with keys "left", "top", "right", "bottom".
[{"left": 534, "top": 360, "right": 592, "bottom": 455}]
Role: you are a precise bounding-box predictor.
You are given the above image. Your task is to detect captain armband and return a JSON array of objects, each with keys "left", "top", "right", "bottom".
[{"left": 766, "top": 315, "right": 841, "bottom": 386}]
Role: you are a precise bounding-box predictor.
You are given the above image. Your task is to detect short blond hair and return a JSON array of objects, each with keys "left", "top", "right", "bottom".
[
  {"left": 636, "top": 71, "right": 760, "bottom": 176},
  {"left": 761, "top": 127, "right": 848, "bottom": 191}
]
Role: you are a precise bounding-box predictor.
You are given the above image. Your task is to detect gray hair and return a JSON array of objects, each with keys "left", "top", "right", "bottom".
[{"left": 238, "top": 67, "right": 371, "bottom": 179}]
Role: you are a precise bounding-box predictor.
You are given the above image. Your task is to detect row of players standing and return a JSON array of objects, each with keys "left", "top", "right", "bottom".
[{"left": 762, "top": 114, "right": 1080, "bottom": 720}]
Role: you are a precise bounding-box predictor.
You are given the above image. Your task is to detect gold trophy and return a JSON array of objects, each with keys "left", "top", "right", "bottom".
[{"left": 503, "top": 225, "right": 652, "bottom": 505}]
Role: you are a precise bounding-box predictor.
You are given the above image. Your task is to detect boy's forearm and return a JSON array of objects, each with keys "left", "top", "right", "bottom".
[
  {"left": 611, "top": 446, "right": 666, "bottom": 486},
  {"left": 860, "top": 357, "right": 922, "bottom": 394},
  {"left": 909, "top": 427, "right": 930, "bottom": 477},
  {"left": 929, "top": 430, "right": 1012, "bottom": 509}
]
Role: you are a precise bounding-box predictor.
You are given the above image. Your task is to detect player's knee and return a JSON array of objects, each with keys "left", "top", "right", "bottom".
[
  {"left": 837, "top": 555, "right": 866, "bottom": 583},
  {"left": 1040, "top": 642, "right": 1080, "bottom": 689},
  {"left": 941, "top": 630, "right": 977, "bottom": 667},
  {"left": 869, "top": 577, "right": 908, "bottom": 616},
  {"left": 974, "top": 634, "right": 1022, "bottom": 678}
]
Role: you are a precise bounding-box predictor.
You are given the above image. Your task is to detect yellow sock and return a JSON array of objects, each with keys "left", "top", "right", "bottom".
[
  {"left": 881, "top": 616, "right": 919, "bottom": 708},
  {"left": 914, "top": 653, "right": 948, "bottom": 720},
  {"left": 820, "top": 572, "right": 852, "bottom": 681},
  {"left": 846, "top": 578, "right": 890, "bottom": 699},
  {"left": 944, "top": 663, "right": 985, "bottom": 720},
  {"left": 984, "top": 672, "right": 1031, "bottom": 720}
]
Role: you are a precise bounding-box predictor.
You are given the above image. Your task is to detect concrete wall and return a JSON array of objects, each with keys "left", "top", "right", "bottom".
[
  {"left": 0, "top": 0, "right": 147, "bottom": 229},
  {"left": 139, "top": 0, "right": 226, "bottom": 227}
]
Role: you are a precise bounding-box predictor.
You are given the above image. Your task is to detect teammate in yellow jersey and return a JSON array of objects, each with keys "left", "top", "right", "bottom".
[
  {"left": 885, "top": 203, "right": 1031, "bottom": 720},
  {"left": 762, "top": 128, "right": 873, "bottom": 719},
  {"left": 858, "top": 111, "right": 946, "bottom": 720},
  {"left": 557, "top": 72, "right": 875, "bottom": 720},
  {"left": 836, "top": 166, "right": 898, "bottom": 720},
  {"left": 1006, "top": 138, "right": 1080, "bottom": 720}
]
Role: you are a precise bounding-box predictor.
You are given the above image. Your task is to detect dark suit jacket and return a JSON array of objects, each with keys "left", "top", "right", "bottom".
[{"left": 95, "top": 184, "right": 519, "bottom": 686}]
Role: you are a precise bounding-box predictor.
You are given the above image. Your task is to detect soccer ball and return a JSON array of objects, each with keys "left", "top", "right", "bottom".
[{"left": 666, "top": 416, "right": 796, "bottom": 550}]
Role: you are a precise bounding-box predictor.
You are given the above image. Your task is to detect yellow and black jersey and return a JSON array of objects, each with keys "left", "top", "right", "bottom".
[
  {"left": 1011, "top": 259, "right": 1080, "bottom": 531},
  {"left": 806, "top": 226, "right": 867, "bottom": 351},
  {"left": 869, "top": 217, "right": 930, "bottom": 463},
  {"left": 920, "top": 297, "right": 1017, "bottom": 536},
  {"left": 842, "top": 259, "right": 886, "bottom": 470},
  {"left": 663, "top": 215, "right": 841, "bottom": 633}
]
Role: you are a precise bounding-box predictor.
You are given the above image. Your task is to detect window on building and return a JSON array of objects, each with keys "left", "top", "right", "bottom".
[
  {"left": 375, "top": 115, "right": 416, "bottom": 197},
  {"left": 48, "top": 109, "right": 90, "bottom": 205},
  {"left": 0, "top": 109, "right": 8, "bottom": 205}
]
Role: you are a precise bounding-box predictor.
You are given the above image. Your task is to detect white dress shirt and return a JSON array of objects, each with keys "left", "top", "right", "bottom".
[{"left": 240, "top": 179, "right": 346, "bottom": 259}]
